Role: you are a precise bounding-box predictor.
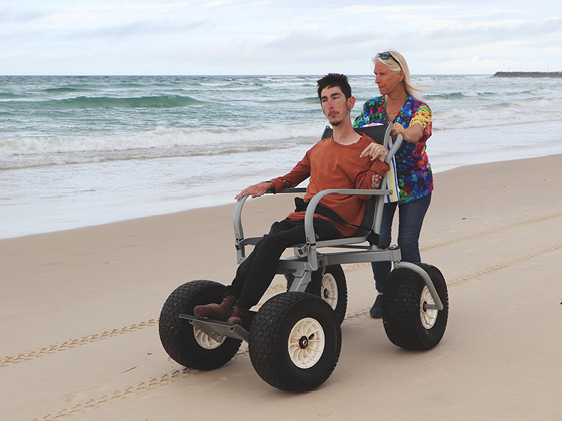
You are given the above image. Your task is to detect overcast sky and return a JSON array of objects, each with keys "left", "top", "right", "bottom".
[{"left": 1, "top": 0, "right": 561, "bottom": 75}]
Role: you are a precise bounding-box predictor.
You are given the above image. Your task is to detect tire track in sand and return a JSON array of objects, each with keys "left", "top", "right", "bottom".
[
  {"left": 26, "top": 241, "right": 562, "bottom": 420},
  {"left": 29, "top": 347, "right": 250, "bottom": 421},
  {"left": 343, "top": 210, "right": 562, "bottom": 274},
  {"left": 0, "top": 319, "right": 158, "bottom": 368},
  {"left": 3, "top": 210, "right": 561, "bottom": 369}
]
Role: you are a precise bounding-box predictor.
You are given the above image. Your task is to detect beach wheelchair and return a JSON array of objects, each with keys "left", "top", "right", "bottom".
[{"left": 158, "top": 124, "right": 449, "bottom": 391}]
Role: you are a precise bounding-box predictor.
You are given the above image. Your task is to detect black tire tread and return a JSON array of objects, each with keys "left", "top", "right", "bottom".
[
  {"left": 249, "top": 292, "right": 341, "bottom": 391},
  {"left": 159, "top": 280, "right": 241, "bottom": 370},
  {"left": 383, "top": 264, "right": 448, "bottom": 350}
]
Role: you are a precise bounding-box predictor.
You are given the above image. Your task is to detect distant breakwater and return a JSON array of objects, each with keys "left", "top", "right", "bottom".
[{"left": 493, "top": 71, "right": 562, "bottom": 78}]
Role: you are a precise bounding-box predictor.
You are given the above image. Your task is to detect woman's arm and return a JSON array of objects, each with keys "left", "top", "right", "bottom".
[
  {"left": 395, "top": 103, "right": 432, "bottom": 143},
  {"left": 391, "top": 122, "right": 424, "bottom": 143}
]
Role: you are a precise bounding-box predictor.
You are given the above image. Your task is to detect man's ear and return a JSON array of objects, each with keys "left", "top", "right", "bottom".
[{"left": 348, "top": 96, "right": 356, "bottom": 110}]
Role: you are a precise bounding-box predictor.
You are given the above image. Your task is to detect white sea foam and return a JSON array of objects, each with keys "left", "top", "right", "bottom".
[{"left": 0, "top": 123, "right": 327, "bottom": 169}]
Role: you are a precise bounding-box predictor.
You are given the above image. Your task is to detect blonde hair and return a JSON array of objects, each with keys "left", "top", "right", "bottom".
[{"left": 373, "top": 50, "right": 425, "bottom": 101}]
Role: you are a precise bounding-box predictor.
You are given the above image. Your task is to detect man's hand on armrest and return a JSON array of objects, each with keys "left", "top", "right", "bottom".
[{"left": 235, "top": 181, "right": 274, "bottom": 200}]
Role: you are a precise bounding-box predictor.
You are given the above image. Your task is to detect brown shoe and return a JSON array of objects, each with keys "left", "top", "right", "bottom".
[
  {"left": 194, "top": 295, "right": 236, "bottom": 321},
  {"left": 227, "top": 306, "right": 249, "bottom": 326}
]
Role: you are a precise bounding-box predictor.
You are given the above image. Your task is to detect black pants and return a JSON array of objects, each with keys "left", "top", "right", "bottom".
[{"left": 225, "top": 218, "right": 338, "bottom": 309}]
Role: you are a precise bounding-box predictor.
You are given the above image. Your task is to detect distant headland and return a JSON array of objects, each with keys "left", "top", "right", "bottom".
[{"left": 493, "top": 71, "right": 562, "bottom": 78}]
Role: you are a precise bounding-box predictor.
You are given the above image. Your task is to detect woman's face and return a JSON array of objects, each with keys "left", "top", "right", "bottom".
[{"left": 374, "top": 61, "right": 405, "bottom": 97}]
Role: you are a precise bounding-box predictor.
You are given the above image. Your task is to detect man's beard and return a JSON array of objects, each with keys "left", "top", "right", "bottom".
[{"left": 330, "top": 115, "right": 345, "bottom": 126}]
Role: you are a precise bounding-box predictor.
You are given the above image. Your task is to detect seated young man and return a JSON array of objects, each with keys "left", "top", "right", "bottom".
[{"left": 194, "top": 73, "right": 389, "bottom": 325}]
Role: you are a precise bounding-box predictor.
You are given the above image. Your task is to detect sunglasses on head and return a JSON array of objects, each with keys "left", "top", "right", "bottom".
[{"left": 377, "top": 51, "right": 401, "bottom": 67}]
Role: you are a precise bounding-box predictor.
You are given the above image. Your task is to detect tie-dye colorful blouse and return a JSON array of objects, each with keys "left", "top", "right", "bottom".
[{"left": 353, "top": 95, "right": 433, "bottom": 204}]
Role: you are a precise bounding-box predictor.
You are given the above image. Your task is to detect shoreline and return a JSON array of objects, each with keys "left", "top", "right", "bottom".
[
  {"left": 1, "top": 153, "right": 562, "bottom": 420},
  {"left": 4, "top": 151, "right": 562, "bottom": 241}
]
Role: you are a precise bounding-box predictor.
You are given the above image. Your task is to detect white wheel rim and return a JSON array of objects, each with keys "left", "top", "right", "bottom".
[
  {"left": 288, "top": 317, "right": 325, "bottom": 369},
  {"left": 420, "top": 286, "right": 438, "bottom": 329},
  {"left": 193, "top": 326, "right": 225, "bottom": 350},
  {"left": 320, "top": 273, "right": 338, "bottom": 310}
]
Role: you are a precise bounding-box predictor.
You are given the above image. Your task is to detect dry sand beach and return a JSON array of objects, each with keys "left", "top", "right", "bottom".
[{"left": 1, "top": 155, "right": 562, "bottom": 421}]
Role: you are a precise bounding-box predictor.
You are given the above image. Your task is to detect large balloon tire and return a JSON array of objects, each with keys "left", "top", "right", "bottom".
[
  {"left": 382, "top": 263, "right": 448, "bottom": 350},
  {"left": 286, "top": 265, "right": 348, "bottom": 325},
  {"left": 249, "top": 292, "right": 341, "bottom": 391},
  {"left": 159, "top": 280, "right": 242, "bottom": 370}
]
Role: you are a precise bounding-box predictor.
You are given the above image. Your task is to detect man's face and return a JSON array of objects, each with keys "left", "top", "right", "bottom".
[{"left": 320, "top": 86, "right": 355, "bottom": 126}]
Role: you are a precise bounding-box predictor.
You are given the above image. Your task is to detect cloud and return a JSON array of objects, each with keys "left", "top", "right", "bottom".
[
  {"left": 420, "top": 16, "right": 562, "bottom": 46},
  {"left": 435, "top": 56, "right": 553, "bottom": 73},
  {"left": 265, "top": 30, "right": 377, "bottom": 51},
  {"left": 1, "top": 0, "right": 561, "bottom": 75},
  {"left": 68, "top": 19, "right": 209, "bottom": 39},
  {"left": 0, "top": 7, "right": 52, "bottom": 23}
]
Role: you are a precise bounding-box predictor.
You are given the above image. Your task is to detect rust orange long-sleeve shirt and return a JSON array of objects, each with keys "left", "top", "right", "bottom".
[{"left": 269, "top": 133, "right": 389, "bottom": 237}]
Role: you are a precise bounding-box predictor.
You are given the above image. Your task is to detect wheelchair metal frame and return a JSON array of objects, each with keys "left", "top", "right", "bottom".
[{"left": 232, "top": 125, "right": 443, "bottom": 313}]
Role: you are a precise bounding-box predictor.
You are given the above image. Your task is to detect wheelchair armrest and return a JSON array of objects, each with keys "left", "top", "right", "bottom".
[
  {"left": 271, "top": 187, "right": 307, "bottom": 194},
  {"left": 233, "top": 187, "right": 307, "bottom": 261}
]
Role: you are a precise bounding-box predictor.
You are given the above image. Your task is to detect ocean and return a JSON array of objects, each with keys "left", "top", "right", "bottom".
[{"left": 2, "top": 74, "right": 562, "bottom": 239}]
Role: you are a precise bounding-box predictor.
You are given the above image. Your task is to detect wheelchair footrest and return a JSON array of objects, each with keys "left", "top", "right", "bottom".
[{"left": 179, "top": 314, "right": 250, "bottom": 343}]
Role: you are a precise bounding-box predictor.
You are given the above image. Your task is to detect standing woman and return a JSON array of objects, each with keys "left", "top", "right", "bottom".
[{"left": 353, "top": 50, "right": 433, "bottom": 318}]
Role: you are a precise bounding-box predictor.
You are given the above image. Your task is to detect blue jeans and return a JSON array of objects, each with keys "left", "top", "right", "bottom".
[{"left": 372, "top": 192, "right": 432, "bottom": 293}]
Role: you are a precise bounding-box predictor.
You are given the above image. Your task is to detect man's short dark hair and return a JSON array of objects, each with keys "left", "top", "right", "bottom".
[{"left": 317, "top": 73, "right": 352, "bottom": 100}]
